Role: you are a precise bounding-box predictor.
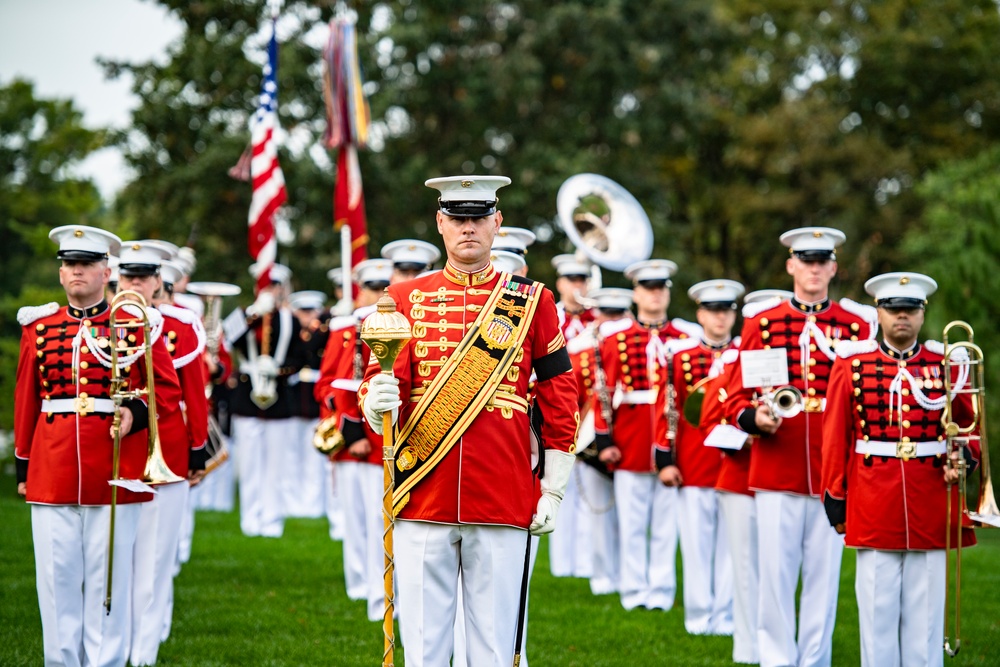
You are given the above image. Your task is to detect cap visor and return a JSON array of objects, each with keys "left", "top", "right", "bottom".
[
  {"left": 118, "top": 264, "right": 160, "bottom": 276},
  {"left": 57, "top": 250, "right": 107, "bottom": 262},
  {"left": 699, "top": 301, "right": 737, "bottom": 311},
  {"left": 440, "top": 201, "right": 497, "bottom": 218},
  {"left": 792, "top": 249, "right": 836, "bottom": 261},
  {"left": 877, "top": 297, "right": 925, "bottom": 310}
]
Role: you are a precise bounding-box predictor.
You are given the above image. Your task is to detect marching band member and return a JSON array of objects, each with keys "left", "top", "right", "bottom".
[
  {"left": 15, "top": 226, "right": 182, "bottom": 667},
  {"left": 548, "top": 254, "right": 598, "bottom": 579},
  {"left": 594, "top": 259, "right": 701, "bottom": 611},
  {"left": 116, "top": 244, "right": 207, "bottom": 666},
  {"left": 225, "top": 263, "right": 304, "bottom": 538},
  {"left": 655, "top": 279, "right": 744, "bottom": 636},
  {"left": 316, "top": 258, "right": 396, "bottom": 620},
  {"left": 381, "top": 238, "right": 442, "bottom": 281},
  {"left": 490, "top": 226, "right": 535, "bottom": 277},
  {"left": 822, "top": 272, "right": 976, "bottom": 667},
  {"left": 725, "top": 228, "right": 877, "bottom": 667},
  {"left": 706, "top": 288, "right": 792, "bottom": 664},
  {"left": 568, "top": 287, "right": 634, "bottom": 596},
  {"left": 360, "top": 175, "right": 579, "bottom": 666},
  {"left": 286, "top": 290, "right": 330, "bottom": 519}
]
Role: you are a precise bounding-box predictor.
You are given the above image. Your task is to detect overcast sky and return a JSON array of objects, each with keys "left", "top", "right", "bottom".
[{"left": 0, "top": 0, "right": 185, "bottom": 198}]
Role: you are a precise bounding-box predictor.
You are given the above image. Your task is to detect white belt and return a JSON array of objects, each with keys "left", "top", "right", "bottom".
[
  {"left": 41, "top": 397, "right": 115, "bottom": 415},
  {"left": 287, "top": 367, "right": 320, "bottom": 386},
  {"left": 615, "top": 389, "right": 657, "bottom": 406},
  {"left": 855, "top": 439, "right": 946, "bottom": 460}
]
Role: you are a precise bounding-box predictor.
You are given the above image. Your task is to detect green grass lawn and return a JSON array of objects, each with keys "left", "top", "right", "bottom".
[{"left": 2, "top": 473, "right": 999, "bottom": 666}]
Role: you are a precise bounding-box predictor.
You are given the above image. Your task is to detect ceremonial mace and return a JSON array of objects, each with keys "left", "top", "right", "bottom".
[{"left": 361, "top": 291, "right": 412, "bottom": 667}]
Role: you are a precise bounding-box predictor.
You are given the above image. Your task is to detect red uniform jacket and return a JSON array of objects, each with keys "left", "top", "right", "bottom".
[
  {"left": 360, "top": 262, "right": 579, "bottom": 528},
  {"left": 822, "top": 339, "right": 977, "bottom": 550},
  {"left": 702, "top": 357, "right": 754, "bottom": 497},
  {"left": 157, "top": 303, "right": 209, "bottom": 475},
  {"left": 725, "top": 297, "right": 877, "bottom": 496},
  {"left": 14, "top": 300, "right": 183, "bottom": 505},
  {"left": 593, "top": 317, "right": 699, "bottom": 473},
  {"left": 653, "top": 337, "right": 739, "bottom": 488},
  {"left": 558, "top": 303, "right": 596, "bottom": 342}
]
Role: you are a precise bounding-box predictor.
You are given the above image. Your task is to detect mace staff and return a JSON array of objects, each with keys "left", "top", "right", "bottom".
[{"left": 361, "top": 291, "right": 412, "bottom": 667}]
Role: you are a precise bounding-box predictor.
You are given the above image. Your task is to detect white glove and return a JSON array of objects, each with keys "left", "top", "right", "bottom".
[
  {"left": 362, "top": 373, "right": 401, "bottom": 435},
  {"left": 529, "top": 449, "right": 576, "bottom": 536},
  {"left": 246, "top": 291, "right": 275, "bottom": 318}
]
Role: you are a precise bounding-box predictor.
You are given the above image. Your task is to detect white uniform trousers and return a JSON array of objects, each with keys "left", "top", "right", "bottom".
[
  {"left": 578, "top": 463, "right": 619, "bottom": 595},
  {"left": 128, "top": 481, "right": 188, "bottom": 666},
  {"left": 855, "top": 549, "right": 946, "bottom": 667},
  {"left": 324, "top": 457, "right": 345, "bottom": 540},
  {"left": 678, "top": 485, "right": 733, "bottom": 635},
  {"left": 284, "top": 416, "right": 325, "bottom": 518},
  {"left": 614, "top": 470, "right": 679, "bottom": 610},
  {"left": 718, "top": 491, "right": 760, "bottom": 664},
  {"left": 336, "top": 460, "right": 385, "bottom": 619},
  {"left": 396, "top": 521, "right": 529, "bottom": 667},
  {"left": 32, "top": 503, "right": 141, "bottom": 667},
  {"left": 756, "top": 492, "right": 843, "bottom": 667},
  {"left": 232, "top": 415, "right": 287, "bottom": 537},
  {"left": 190, "top": 435, "right": 235, "bottom": 512},
  {"left": 453, "top": 535, "right": 538, "bottom": 667},
  {"left": 547, "top": 460, "right": 593, "bottom": 578}
]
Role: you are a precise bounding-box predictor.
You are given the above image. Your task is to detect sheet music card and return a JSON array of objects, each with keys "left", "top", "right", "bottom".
[{"left": 740, "top": 348, "right": 789, "bottom": 389}]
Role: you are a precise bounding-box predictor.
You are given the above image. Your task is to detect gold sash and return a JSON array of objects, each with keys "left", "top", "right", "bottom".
[{"left": 392, "top": 273, "right": 541, "bottom": 514}]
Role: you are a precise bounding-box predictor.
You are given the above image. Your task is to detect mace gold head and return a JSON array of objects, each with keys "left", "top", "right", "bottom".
[{"left": 360, "top": 290, "right": 413, "bottom": 374}]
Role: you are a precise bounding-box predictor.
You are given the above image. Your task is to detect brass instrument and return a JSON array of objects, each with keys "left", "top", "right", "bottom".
[
  {"left": 186, "top": 282, "right": 242, "bottom": 472},
  {"left": 683, "top": 376, "right": 715, "bottom": 427},
  {"left": 313, "top": 414, "right": 346, "bottom": 456},
  {"left": 105, "top": 290, "right": 184, "bottom": 613},
  {"left": 761, "top": 385, "right": 804, "bottom": 420},
  {"left": 556, "top": 173, "right": 654, "bottom": 271},
  {"left": 941, "top": 321, "right": 999, "bottom": 657}
]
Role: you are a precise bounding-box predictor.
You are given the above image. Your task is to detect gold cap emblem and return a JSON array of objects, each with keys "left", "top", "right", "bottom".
[
  {"left": 74, "top": 229, "right": 84, "bottom": 237},
  {"left": 461, "top": 180, "right": 474, "bottom": 188},
  {"left": 132, "top": 243, "right": 141, "bottom": 250},
  {"left": 813, "top": 231, "right": 822, "bottom": 238},
  {"left": 900, "top": 276, "right": 910, "bottom": 285}
]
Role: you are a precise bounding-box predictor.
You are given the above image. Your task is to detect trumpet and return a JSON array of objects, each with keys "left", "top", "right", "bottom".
[
  {"left": 941, "top": 321, "right": 1000, "bottom": 658},
  {"left": 105, "top": 290, "right": 184, "bottom": 613},
  {"left": 761, "top": 385, "right": 804, "bottom": 420}
]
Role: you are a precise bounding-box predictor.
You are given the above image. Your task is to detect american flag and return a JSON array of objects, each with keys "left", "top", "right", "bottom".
[{"left": 248, "top": 20, "right": 287, "bottom": 292}]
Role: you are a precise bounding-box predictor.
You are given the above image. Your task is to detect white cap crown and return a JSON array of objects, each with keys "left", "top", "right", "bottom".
[
  {"left": 490, "top": 250, "right": 526, "bottom": 274},
  {"left": 353, "top": 258, "right": 394, "bottom": 287},
  {"left": 381, "top": 239, "right": 441, "bottom": 269},
  {"left": 552, "top": 254, "right": 592, "bottom": 277},
  {"left": 491, "top": 227, "right": 536, "bottom": 255},
  {"left": 864, "top": 272, "right": 937, "bottom": 307},
  {"left": 426, "top": 175, "right": 511, "bottom": 218},
  {"left": 624, "top": 259, "right": 678, "bottom": 284},
  {"left": 688, "top": 279, "right": 745, "bottom": 306},
  {"left": 289, "top": 290, "right": 327, "bottom": 311},
  {"left": 589, "top": 287, "right": 634, "bottom": 311},
  {"left": 49, "top": 225, "right": 121, "bottom": 260},
  {"left": 779, "top": 226, "right": 846, "bottom": 260}
]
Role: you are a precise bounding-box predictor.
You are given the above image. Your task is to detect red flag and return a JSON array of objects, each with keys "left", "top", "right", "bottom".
[
  {"left": 248, "top": 20, "right": 287, "bottom": 292},
  {"left": 334, "top": 145, "right": 368, "bottom": 269}
]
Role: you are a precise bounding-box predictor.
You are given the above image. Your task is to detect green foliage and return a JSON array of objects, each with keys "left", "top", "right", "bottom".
[{"left": 2, "top": 482, "right": 999, "bottom": 665}]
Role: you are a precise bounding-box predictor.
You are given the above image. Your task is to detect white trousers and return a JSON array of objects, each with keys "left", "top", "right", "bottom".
[
  {"left": 856, "top": 549, "right": 946, "bottom": 667},
  {"left": 232, "top": 415, "right": 287, "bottom": 537},
  {"left": 128, "top": 482, "right": 188, "bottom": 666},
  {"left": 548, "top": 460, "right": 593, "bottom": 578},
  {"left": 336, "top": 460, "right": 385, "bottom": 620},
  {"left": 176, "top": 488, "right": 195, "bottom": 569},
  {"left": 190, "top": 434, "right": 235, "bottom": 512},
  {"left": 325, "top": 457, "right": 344, "bottom": 540},
  {"left": 756, "top": 492, "right": 843, "bottom": 667},
  {"left": 678, "top": 486, "right": 733, "bottom": 635},
  {"left": 719, "top": 491, "right": 760, "bottom": 664},
  {"left": 453, "top": 535, "right": 538, "bottom": 667},
  {"left": 578, "top": 464, "right": 619, "bottom": 595},
  {"left": 396, "top": 521, "right": 530, "bottom": 667},
  {"left": 32, "top": 503, "right": 141, "bottom": 667},
  {"left": 284, "top": 416, "right": 325, "bottom": 518},
  {"left": 614, "top": 470, "right": 678, "bottom": 610}
]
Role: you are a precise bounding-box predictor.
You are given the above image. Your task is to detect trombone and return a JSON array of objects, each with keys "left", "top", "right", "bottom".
[
  {"left": 105, "top": 290, "right": 184, "bottom": 613},
  {"left": 941, "top": 321, "right": 1000, "bottom": 657}
]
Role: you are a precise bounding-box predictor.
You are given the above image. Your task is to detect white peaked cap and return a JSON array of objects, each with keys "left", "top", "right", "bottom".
[
  {"left": 491, "top": 227, "right": 536, "bottom": 255},
  {"left": 552, "top": 254, "right": 592, "bottom": 277},
  {"left": 159, "top": 260, "right": 185, "bottom": 286},
  {"left": 353, "top": 258, "right": 394, "bottom": 287},
  {"left": 175, "top": 247, "right": 197, "bottom": 275},
  {"left": 490, "top": 250, "right": 526, "bottom": 274},
  {"left": 744, "top": 289, "right": 793, "bottom": 305},
  {"left": 118, "top": 240, "right": 174, "bottom": 273},
  {"left": 381, "top": 239, "right": 441, "bottom": 268},
  {"left": 589, "top": 288, "right": 634, "bottom": 311},
  {"left": 425, "top": 175, "right": 512, "bottom": 219},
  {"left": 624, "top": 259, "right": 678, "bottom": 284},
  {"left": 249, "top": 262, "right": 292, "bottom": 284},
  {"left": 143, "top": 239, "right": 179, "bottom": 259},
  {"left": 779, "top": 227, "right": 846, "bottom": 259},
  {"left": 289, "top": 290, "right": 327, "bottom": 311},
  {"left": 49, "top": 225, "right": 121, "bottom": 260},
  {"left": 108, "top": 256, "right": 120, "bottom": 282},
  {"left": 864, "top": 272, "right": 938, "bottom": 307},
  {"left": 688, "top": 279, "right": 746, "bottom": 305},
  {"left": 327, "top": 268, "right": 344, "bottom": 286}
]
